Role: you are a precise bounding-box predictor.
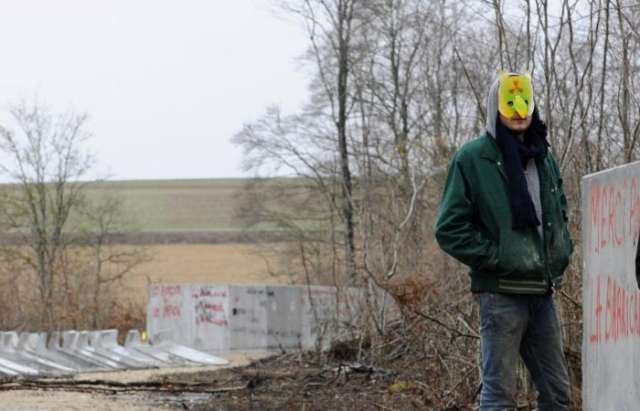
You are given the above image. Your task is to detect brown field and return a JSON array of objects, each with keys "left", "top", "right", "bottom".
[
  {"left": 121, "top": 243, "right": 300, "bottom": 302},
  {"left": 0, "top": 178, "right": 313, "bottom": 309}
]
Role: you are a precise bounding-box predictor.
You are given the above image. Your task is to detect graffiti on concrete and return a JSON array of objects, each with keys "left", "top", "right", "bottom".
[
  {"left": 587, "top": 274, "right": 640, "bottom": 344},
  {"left": 582, "top": 162, "right": 640, "bottom": 410},
  {"left": 589, "top": 178, "right": 640, "bottom": 255},
  {"left": 150, "top": 285, "right": 183, "bottom": 319},
  {"left": 147, "top": 284, "right": 394, "bottom": 353},
  {"left": 193, "top": 286, "right": 228, "bottom": 327}
]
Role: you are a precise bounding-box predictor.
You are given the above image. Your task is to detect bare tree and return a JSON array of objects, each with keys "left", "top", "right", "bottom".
[
  {"left": 286, "top": 0, "right": 361, "bottom": 281},
  {"left": 234, "top": 0, "right": 640, "bottom": 405},
  {"left": 0, "top": 103, "right": 92, "bottom": 329},
  {"left": 0, "top": 102, "right": 147, "bottom": 330},
  {"left": 68, "top": 194, "right": 150, "bottom": 329}
]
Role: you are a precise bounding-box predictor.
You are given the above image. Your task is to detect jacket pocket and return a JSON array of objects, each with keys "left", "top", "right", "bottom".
[
  {"left": 495, "top": 232, "right": 545, "bottom": 277},
  {"left": 548, "top": 224, "right": 572, "bottom": 275}
]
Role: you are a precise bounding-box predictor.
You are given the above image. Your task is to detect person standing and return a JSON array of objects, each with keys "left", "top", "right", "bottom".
[{"left": 434, "top": 72, "right": 573, "bottom": 410}]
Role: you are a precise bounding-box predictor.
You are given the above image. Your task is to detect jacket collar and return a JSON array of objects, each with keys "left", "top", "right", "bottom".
[
  {"left": 479, "top": 133, "right": 507, "bottom": 182},
  {"left": 479, "top": 133, "right": 503, "bottom": 163}
]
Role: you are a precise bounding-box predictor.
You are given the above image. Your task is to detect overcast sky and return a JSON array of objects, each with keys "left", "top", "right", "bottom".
[{"left": 0, "top": 0, "right": 309, "bottom": 180}]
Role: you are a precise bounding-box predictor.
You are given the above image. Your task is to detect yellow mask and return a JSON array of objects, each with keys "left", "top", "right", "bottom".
[{"left": 498, "top": 72, "right": 534, "bottom": 119}]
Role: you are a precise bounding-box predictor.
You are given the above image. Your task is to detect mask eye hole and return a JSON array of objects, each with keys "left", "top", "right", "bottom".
[
  {"left": 525, "top": 99, "right": 529, "bottom": 104},
  {"left": 507, "top": 101, "right": 514, "bottom": 106}
]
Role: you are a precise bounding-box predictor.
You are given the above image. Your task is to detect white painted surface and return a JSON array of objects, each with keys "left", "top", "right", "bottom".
[
  {"left": 227, "top": 285, "right": 269, "bottom": 351},
  {"left": 582, "top": 161, "right": 640, "bottom": 410},
  {"left": 147, "top": 284, "right": 192, "bottom": 347},
  {"left": 192, "top": 284, "right": 231, "bottom": 351},
  {"left": 147, "top": 284, "right": 383, "bottom": 352}
]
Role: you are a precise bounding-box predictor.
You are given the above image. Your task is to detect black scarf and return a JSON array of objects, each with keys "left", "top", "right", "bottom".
[{"left": 495, "top": 109, "right": 550, "bottom": 230}]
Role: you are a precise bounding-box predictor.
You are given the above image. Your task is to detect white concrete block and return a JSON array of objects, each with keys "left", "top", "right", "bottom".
[
  {"left": 264, "top": 285, "right": 303, "bottom": 350},
  {"left": 228, "top": 285, "right": 269, "bottom": 350},
  {"left": 146, "top": 283, "right": 394, "bottom": 353},
  {"left": 147, "top": 284, "right": 193, "bottom": 347},
  {"left": 582, "top": 161, "right": 640, "bottom": 410},
  {"left": 191, "top": 284, "right": 231, "bottom": 351}
]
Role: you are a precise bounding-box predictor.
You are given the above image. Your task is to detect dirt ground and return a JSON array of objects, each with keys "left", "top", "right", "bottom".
[
  {"left": 0, "top": 352, "right": 275, "bottom": 411},
  {"left": 0, "top": 351, "right": 484, "bottom": 411},
  {"left": 0, "top": 350, "right": 448, "bottom": 411},
  {"left": 160, "top": 353, "right": 461, "bottom": 411},
  {"left": 0, "top": 346, "right": 563, "bottom": 411}
]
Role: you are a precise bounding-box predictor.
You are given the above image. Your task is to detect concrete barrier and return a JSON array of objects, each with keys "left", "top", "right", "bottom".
[
  {"left": 91, "top": 330, "right": 165, "bottom": 368},
  {"left": 582, "top": 162, "right": 640, "bottom": 410},
  {"left": 0, "top": 328, "right": 228, "bottom": 376},
  {"left": 18, "top": 332, "right": 81, "bottom": 372},
  {"left": 48, "top": 331, "right": 108, "bottom": 371},
  {"left": 125, "top": 329, "right": 207, "bottom": 366},
  {"left": 65, "top": 330, "right": 127, "bottom": 369},
  {"left": 147, "top": 283, "right": 391, "bottom": 352},
  {"left": 1, "top": 332, "right": 74, "bottom": 374}
]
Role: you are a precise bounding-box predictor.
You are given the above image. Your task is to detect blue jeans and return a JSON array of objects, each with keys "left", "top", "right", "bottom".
[{"left": 476, "top": 292, "right": 571, "bottom": 411}]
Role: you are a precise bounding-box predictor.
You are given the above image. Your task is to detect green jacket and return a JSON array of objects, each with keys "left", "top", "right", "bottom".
[{"left": 434, "top": 133, "right": 573, "bottom": 294}]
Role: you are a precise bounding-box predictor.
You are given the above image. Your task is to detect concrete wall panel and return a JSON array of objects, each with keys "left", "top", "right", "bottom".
[
  {"left": 301, "top": 286, "right": 339, "bottom": 349},
  {"left": 265, "top": 286, "right": 302, "bottom": 350},
  {"left": 147, "top": 283, "right": 395, "bottom": 353},
  {"left": 582, "top": 162, "right": 640, "bottom": 410},
  {"left": 227, "top": 285, "right": 268, "bottom": 350},
  {"left": 191, "top": 284, "right": 230, "bottom": 351},
  {"left": 147, "top": 284, "right": 192, "bottom": 346}
]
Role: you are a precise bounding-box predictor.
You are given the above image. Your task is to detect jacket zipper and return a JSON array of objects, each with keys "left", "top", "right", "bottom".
[
  {"left": 499, "top": 156, "right": 551, "bottom": 292},
  {"left": 537, "top": 157, "right": 552, "bottom": 291},
  {"left": 495, "top": 160, "right": 507, "bottom": 182}
]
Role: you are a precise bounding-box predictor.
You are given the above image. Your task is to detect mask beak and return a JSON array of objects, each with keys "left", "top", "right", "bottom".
[{"left": 513, "top": 95, "right": 528, "bottom": 119}]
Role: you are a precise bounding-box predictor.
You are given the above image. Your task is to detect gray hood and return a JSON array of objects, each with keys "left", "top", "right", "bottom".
[{"left": 485, "top": 77, "right": 500, "bottom": 138}]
